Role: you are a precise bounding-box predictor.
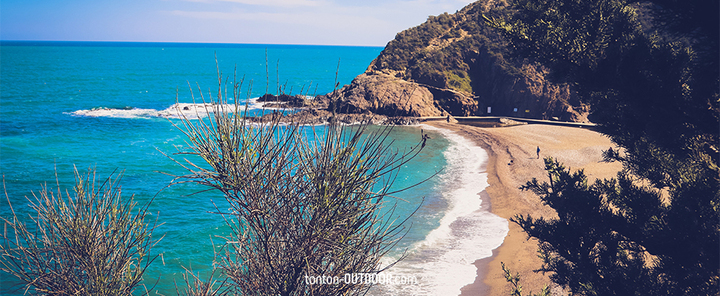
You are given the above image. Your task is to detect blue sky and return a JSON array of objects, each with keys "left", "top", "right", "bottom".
[{"left": 0, "top": 0, "right": 475, "bottom": 46}]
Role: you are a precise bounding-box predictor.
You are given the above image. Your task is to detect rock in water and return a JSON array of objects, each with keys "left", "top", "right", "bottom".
[{"left": 321, "top": 73, "right": 442, "bottom": 117}]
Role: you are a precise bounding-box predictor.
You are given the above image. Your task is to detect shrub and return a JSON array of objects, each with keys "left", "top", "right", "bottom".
[
  {"left": 167, "top": 71, "right": 429, "bottom": 295},
  {"left": 0, "top": 168, "right": 161, "bottom": 295}
]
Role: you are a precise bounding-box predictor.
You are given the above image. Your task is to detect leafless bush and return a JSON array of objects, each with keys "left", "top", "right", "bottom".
[
  {"left": 167, "top": 68, "right": 430, "bottom": 295},
  {"left": 175, "top": 266, "right": 229, "bottom": 296},
  {"left": 0, "top": 168, "right": 161, "bottom": 295}
]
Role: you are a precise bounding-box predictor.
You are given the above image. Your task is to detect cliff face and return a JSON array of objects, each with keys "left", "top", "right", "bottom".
[{"left": 319, "top": 0, "right": 589, "bottom": 121}]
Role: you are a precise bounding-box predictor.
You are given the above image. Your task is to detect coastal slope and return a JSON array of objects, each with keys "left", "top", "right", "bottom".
[{"left": 316, "top": 0, "right": 589, "bottom": 121}]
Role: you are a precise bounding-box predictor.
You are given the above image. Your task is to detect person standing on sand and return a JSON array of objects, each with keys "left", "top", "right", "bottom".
[{"left": 536, "top": 146, "right": 540, "bottom": 159}]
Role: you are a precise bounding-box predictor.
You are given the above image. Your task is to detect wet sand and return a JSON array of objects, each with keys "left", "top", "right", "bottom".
[{"left": 425, "top": 122, "right": 622, "bottom": 295}]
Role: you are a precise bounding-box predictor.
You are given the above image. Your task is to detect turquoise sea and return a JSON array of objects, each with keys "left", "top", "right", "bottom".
[{"left": 0, "top": 41, "right": 507, "bottom": 295}]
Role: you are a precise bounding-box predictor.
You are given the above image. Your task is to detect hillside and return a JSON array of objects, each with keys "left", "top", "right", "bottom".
[{"left": 317, "top": 0, "right": 589, "bottom": 121}]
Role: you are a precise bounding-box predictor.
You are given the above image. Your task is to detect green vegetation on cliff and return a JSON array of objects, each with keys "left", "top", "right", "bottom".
[
  {"left": 370, "top": 7, "right": 515, "bottom": 94},
  {"left": 365, "top": 1, "right": 587, "bottom": 121}
]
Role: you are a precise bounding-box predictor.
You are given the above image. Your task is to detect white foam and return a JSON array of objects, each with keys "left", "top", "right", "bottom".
[
  {"left": 69, "top": 107, "right": 159, "bottom": 118},
  {"left": 68, "top": 95, "right": 317, "bottom": 120},
  {"left": 157, "top": 103, "right": 239, "bottom": 119},
  {"left": 246, "top": 97, "right": 267, "bottom": 110},
  {"left": 371, "top": 126, "right": 509, "bottom": 296},
  {"left": 68, "top": 103, "right": 241, "bottom": 119}
]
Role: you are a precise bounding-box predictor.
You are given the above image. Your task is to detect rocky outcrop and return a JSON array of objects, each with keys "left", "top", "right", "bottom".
[
  {"left": 248, "top": 108, "right": 420, "bottom": 126},
  {"left": 316, "top": 73, "right": 443, "bottom": 117},
  {"left": 472, "top": 60, "right": 589, "bottom": 122},
  {"left": 257, "top": 93, "right": 310, "bottom": 108},
  {"left": 322, "top": 0, "right": 590, "bottom": 122}
]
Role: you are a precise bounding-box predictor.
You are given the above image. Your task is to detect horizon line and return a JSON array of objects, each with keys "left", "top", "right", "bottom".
[{"left": 0, "top": 39, "right": 387, "bottom": 48}]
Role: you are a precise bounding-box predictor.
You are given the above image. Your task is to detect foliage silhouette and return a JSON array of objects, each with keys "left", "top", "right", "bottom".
[{"left": 485, "top": 0, "right": 719, "bottom": 294}]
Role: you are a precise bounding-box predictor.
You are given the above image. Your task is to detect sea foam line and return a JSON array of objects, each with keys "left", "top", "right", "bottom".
[
  {"left": 68, "top": 97, "right": 313, "bottom": 119},
  {"left": 371, "top": 125, "right": 508, "bottom": 296},
  {"left": 67, "top": 103, "right": 244, "bottom": 119}
]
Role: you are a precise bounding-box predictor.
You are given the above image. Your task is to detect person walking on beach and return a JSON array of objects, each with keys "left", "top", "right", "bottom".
[{"left": 536, "top": 146, "right": 540, "bottom": 159}]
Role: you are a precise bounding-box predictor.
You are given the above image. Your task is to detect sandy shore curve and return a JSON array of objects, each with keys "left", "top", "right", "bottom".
[{"left": 424, "top": 122, "right": 622, "bottom": 296}]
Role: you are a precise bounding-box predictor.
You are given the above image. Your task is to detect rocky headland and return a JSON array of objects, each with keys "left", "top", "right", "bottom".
[
  {"left": 257, "top": 0, "right": 589, "bottom": 123},
  {"left": 317, "top": 0, "right": 589, "bottom": 122}
]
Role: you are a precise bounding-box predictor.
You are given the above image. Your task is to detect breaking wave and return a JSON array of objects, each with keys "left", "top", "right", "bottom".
[
  {"left": 369, "top": 126, "right": 509, "bottom": 296},
  {"left": 68, "top": 103, "right": 247, "bottom": 119}
]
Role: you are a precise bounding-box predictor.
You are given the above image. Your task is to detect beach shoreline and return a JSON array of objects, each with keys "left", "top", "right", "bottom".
[
  {"left": 376, "top": 123, "right": 506, "bottom": 296},
  {"left": 425, "top": 122, "right": 622, "bottom": 296}
]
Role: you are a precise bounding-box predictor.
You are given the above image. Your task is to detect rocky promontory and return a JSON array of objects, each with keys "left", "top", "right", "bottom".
[
  {"left": 316, "top": 73, "right": 442, "bottom": 117},
  {"left": 314, "top": 0, "right": 589, "bottom": 122}
]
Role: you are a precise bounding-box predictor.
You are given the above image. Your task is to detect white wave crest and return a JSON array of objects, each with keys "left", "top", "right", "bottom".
[
  {"left": 68, "top": 103, "right": 243, "bottom": 119},
  {"left": 158, "top": 103, "right": 239, "bottom": 119},
  {"left": 370, "top": 125, "right": 509, "bottom": 296}
]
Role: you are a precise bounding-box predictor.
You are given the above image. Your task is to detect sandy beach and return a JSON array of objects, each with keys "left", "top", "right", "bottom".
[{"left": 424, "top": 122, "right": 622, "bottom": 296}]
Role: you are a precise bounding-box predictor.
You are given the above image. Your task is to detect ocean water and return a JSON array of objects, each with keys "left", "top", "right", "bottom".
[{"left": 0, "top": 41, "right": 507, "bottom": 295}]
